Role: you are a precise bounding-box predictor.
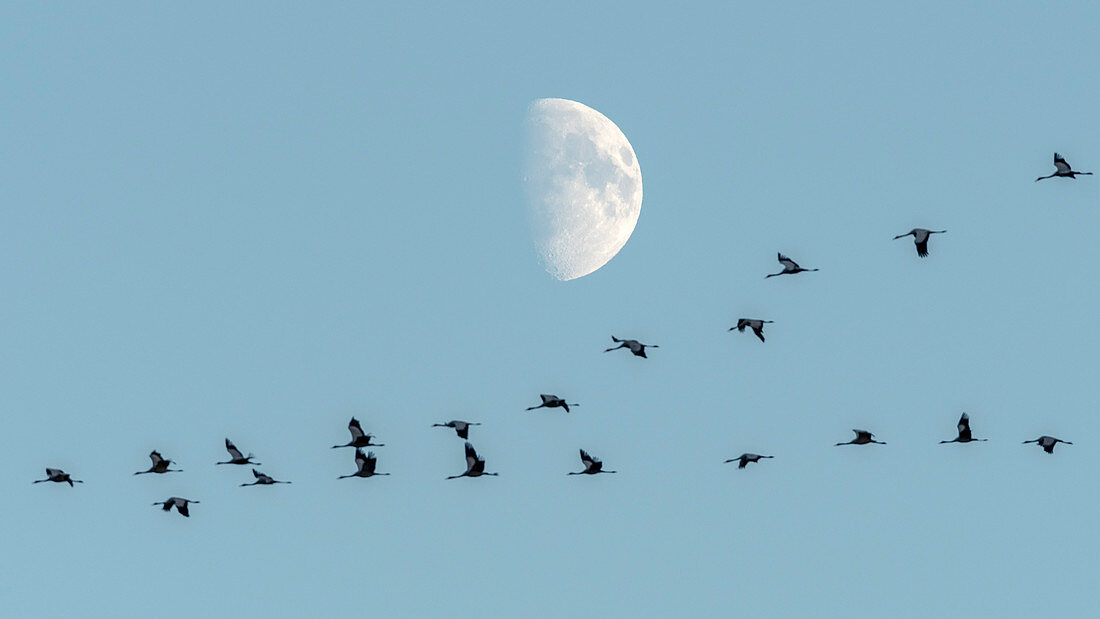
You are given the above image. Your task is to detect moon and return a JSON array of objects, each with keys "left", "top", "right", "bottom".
[{"left": 523, "top": 98, "right": 643, "bottom": 281}]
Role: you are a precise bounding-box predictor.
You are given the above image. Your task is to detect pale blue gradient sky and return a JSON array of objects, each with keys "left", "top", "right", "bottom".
[{"left": 3, "top": 2, "right": 1098, "bottom": 617}]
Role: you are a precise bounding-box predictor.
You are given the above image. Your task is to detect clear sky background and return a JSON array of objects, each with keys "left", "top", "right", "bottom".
[{"left": 2, "top": 2, "right": 1098, "bottom": 617}]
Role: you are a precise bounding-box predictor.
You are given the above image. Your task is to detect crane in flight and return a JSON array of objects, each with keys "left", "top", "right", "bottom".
[
  {"left": 33, "top": 468, "right": 83, "bottom": 486},
  {"left": 432, "top": 420, "right": 481, "bottom": 440},
  {"left": 447, "top": 442, "right": 498, "bottom": 479},
  {"left": 940, "top": 413, "right": 987, "bottom": 444},
  {"left": 724, "top": 453, "right": 774, "bottom": 469},
  {"left": 893, "top": 228, "right": 946, "bottom": 258},
  {"left": 216, "top": 439, "right": 261, "bottom": 466},
  {"left": 152, "top": 497, "right": 199, "bottom": 517},
  {"left": 1035, "top": 153, "right": 1092, "bottom": 181},
  {"left": 1023, "top": 435, "right": 1072, "bottom": 454},
  {"left": 568, "top": 449, "right": 616, "bottom": 475},
  {"left": 730, "top": 319, "right": 773, "bottom": 342},
  {"left": 526, "top": 394, "right": 578, "bottom": 413},
  {"left": 134, "top": 451, "right": 182, "bottom": 475},
  {"left": 240, "top": 469, "right": 291, "bottom": 486},
  {"left": 332, "top": 418, "right": 384, "bottom": 449},
  {"left": 339, "top": 449, "right": 389, "bottom": 479},
  {"left": 766, "top": 253, "right": 818, "bottom": 278},
  {"left": 604, "top": 336, "right": 658, "bottom": 358},
  {"left": 835, "top": 430, "right": 886, "bottom": 446}
]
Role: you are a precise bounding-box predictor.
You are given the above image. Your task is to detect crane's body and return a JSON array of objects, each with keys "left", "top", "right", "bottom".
[
  {"left": 568, "top": 449, "right": 616, "bottom": 475},
  {"left": 447, "top": 442, "right": 498, "bottom": 479},
  {"left": 333, "top": 417, "right": 384, "bottom": 448},
  {"left": 731, "top": 319, "right": 773, "bottom": 342},
  {"left": 941, "top": 413, "right": 987, "bottom": 444},
  {"left": 836, "top": 430, "right": 885, "bottom": 446},
  {"left": 604, "top": 336, "right": 658, "bottom": 358},
  {"left": 1036, "top": 153, "right": 1092, "bottom": 181},
  {"left": 152, "top": 497, "right": 199, "bottom": 517},
  {"left": 767, "top": 253, "right": 819, "bottom": 278},
  {"left": 527, "top": 394, "right": 578, "bottom": 413},
  {"left": 724, "top": 453, "right": 774, "bottom": 469},
  {"left": 134, "top": 450, "right": 182, "bottom": 475},
  {"left": 1023, "top": 435, "right": 1072, "bottom": 454},
  {"left": 894, "top": 228, "right": 946, "bottom": 258},
  {"left": 432, "top": 420, "right": 481, "bottom": 439}
]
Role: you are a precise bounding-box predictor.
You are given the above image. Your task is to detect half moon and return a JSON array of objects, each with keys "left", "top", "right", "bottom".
[{"left": 523, "top": 98, "right": 643, "bottom": 281}]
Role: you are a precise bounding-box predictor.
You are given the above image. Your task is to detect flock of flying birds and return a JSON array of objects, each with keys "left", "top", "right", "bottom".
[{"left": 31, "top": 153, "right": 1089, "bottom": 518}]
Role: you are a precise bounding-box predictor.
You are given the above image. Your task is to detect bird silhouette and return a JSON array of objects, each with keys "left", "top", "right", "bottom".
[
  {"left": 1023, "top": 435, "right": 1072, "bottom": 454},
  {"left": 152, "top": 497, "right": 199, "bottom": 517},
  {"left": 432, "top": 420, "right": 481, "bottom": 440},
  {"left": 216, "top": 439, "right": 260, "bottom": 466},
  {"left": 526, "top": 394, "right": 578, "bottom": 413},
  {"left": 724, "top": 453, "right": 774, "bottom": 469},
  {"left": 893, "top": 228, "right": 946, "bottom": 258},
  {"left": 240, "top": 469, "right": 291, "bottom": 486},
  {"left": 835, "top": 430, "right": 885, "bottom": 446},
  {"left": 1036, "top": 152, "right": 1092, "bottom": 181},
  {"left": 339, "top": 449, "right": 389, "bottom": 479},
  {"left": 32, "top": 468, "right": 83, "bottom": 486},
  {"left": 730, "top": 319, "right": 773, "bottom": 342},
  {"left": 766, "top": 253, "right": 818, "bottom": 278},
  {"left": 940, "top": 413, "right": 987, "bottom": 444},
  {"left": 604, "top": 336, "right": 658, "bottom": 358},
  {"left": 332, "top": 417, "right": 384, "bottom": 448},
  {"left": 447, "top": 442, "right": 498, "bottom": 479},
  {"left": 568, "top": 449, "right": 616, "bottom": 475},
  {"left": 134, "top": 450, "right": 182, "bottom": 475}
]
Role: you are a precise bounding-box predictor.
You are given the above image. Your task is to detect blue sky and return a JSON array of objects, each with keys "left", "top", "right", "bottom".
[{"left": 2, "top": 2, "right": 1098, "bottom": 617}]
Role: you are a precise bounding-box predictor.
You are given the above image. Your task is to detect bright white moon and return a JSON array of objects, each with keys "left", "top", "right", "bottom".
[{"left": 523, "top": 98, "right": 643, "bottom": 281}]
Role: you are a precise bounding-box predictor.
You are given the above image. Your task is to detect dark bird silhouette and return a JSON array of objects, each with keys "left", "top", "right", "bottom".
[
  {"left": 33, "top": 468, "right": 83, "bottom": 486},
  {"left": 447, "top": 442, "right": 498, "bottom": 479},
  {"left": 893, "top": 228, "right": 946, "bottom": 258},
  {"left": 240, "top": 468, "right": 291, "bottom": 487},
  {"left": 432, "top": 420, "right": 481, "bottom": 440},
  {"left": 940, "top": 413, "right": 987, "bottom": 444},
  {"left": 604, "top": 336, "right": 658, "bottom": 358},
  {"left": 766, "top": 253, "right": 818, "bottom": 278},
  {"left": 339, "top": 449, "right": 389, "bottom": 479},
  {"left": 526, "top": 394, "right": 578, "bottom": 413},
  {"left": 730, "top": 319, "right": 773, "bottom": 342},
  {"left": 1036, "top": 152, "right": 1092, "bottom": 181},
  {"left": 1023, "top": 435, "right": 1072, "bottom": 454},
  {"left": 152, "top": 497, "right": 199, "bottom": 517},
  {"left": 835, "top": 430, "right": 886, "bottom": 446},
  {"left": 568, "top": 449, "right": 616, "bottom": 475},
  {"left": 134, "top": 450, "right": 182, "bottom": 475},
  {"left": 216, "top": 439, "right": 260, "bottom": 466},
  {"left": 332, "top": 417, "right": 384, "bottom": 448},
  {"left": 724, "top": 453, "right": 774, "bottom": 469}
]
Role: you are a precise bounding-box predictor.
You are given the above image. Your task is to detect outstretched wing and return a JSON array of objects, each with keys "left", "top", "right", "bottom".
[
  {"left": 957, "top": 414, "right": 972, "bottom": 440},
  {"left": 348, "top": 418, "right": 365, "bottom": 440},
  {"left": 540, "top": 394, "right": 556, "bottom": 404},
  {"left": 579, "top": 449, "right": 595, "bottom": 468},
  {"left": 464, "top": 442, "right": 478, "bottom": 471},
  {"left": 176, "top": 500, "right": 190, "bottom": 517},
  {"left": 149, "top": 451, "right": 165, "bottom": 466},
  {"left": 354, "top": 448, "right": 369, "bottom": 471},
  {"left": 225, "top": 439, "right": 244, "bottom": 460},
  {"left": 1054, "top": 153, "right": 1071, "bottom": 173},
  {"left": 252, "top": 468, "right": 263, "bottom": 479},
  {"left": 778, "top": 253, "right": 799, "bottom": 269},
  {"left": 364, "top": 451, "right": 377, "bottom": 475}
]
